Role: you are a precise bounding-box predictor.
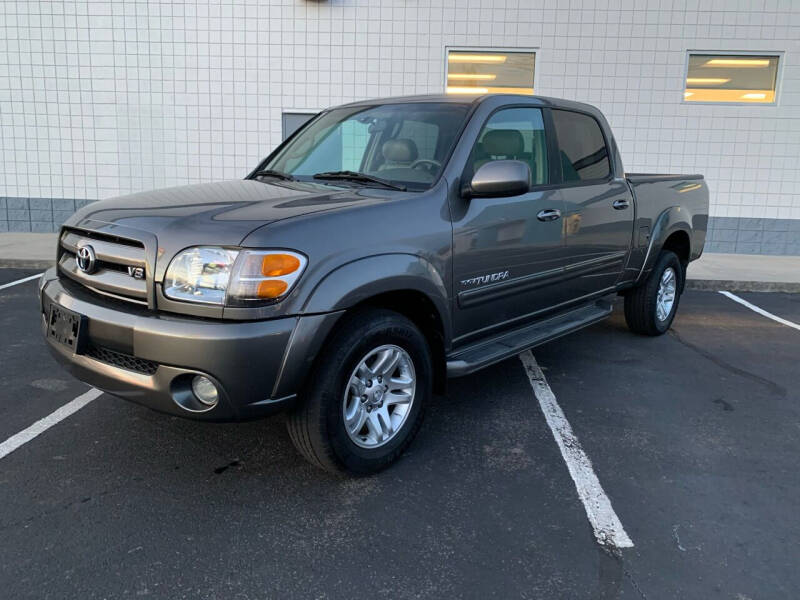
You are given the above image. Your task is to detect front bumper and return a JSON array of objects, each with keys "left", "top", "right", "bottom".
[{"left": 40, "top": 272, "right": 341, "bottom": 421}]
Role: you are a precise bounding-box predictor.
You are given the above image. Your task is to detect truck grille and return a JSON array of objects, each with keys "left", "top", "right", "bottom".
[
  {"left": 86, "top": 344, "right": 159, "bottom": 375},
  {"left": 58, "top": 229, "right": 148, "bottom": 305}
]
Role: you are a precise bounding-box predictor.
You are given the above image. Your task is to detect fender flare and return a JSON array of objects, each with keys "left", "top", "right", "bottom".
[
  {"left": 637, "top": 207, "right": 692, "bottom": 283},
  {"left": 270, "top": 254, "right": 451, "bottom": 399},
  {"left": 302, "top": 253, "right": 452, "bottom": 343}
]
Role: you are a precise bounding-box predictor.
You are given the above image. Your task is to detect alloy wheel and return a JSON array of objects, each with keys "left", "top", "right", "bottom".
[
  {"left": 342, "top": 344, "right": 416, "bottom": 449},
  {"left": 656, "top": 267, "right": 677, "bottom": 322}
]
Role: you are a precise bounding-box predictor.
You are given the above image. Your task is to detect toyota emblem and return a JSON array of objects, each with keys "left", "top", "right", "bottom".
[{"left": 76, "top": 245, "right": 97, "bottom": 274}]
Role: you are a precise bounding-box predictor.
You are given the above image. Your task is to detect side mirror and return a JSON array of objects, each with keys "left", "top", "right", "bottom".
[{"left": 467, "top": 160, "right": 531, "bottom": 198}]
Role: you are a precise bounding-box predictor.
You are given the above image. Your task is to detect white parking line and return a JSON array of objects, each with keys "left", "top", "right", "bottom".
[
  {"left": 519, "top": 350, "right": 634, "bottom": 549},
  {"left": 0, "top": 388, "right": 102, "bottom": 461},
  {"left": 719, "top": 291, "right": 800, "bottom": 332},
  {"left": 0, "top": 273, "right": 43, "bottom": 291}
]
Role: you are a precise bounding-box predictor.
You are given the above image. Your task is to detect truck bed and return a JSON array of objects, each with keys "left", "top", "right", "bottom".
[{"left": 622, "top": 172, "right": 710, "bottom": 283}]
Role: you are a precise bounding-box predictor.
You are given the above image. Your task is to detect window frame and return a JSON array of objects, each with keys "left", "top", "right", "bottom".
[
  {"left": 548, "top": 108, "right": 615, "bottom": 188},
  {"left": 469, "top": 106, "right": 551, "bottom": 186},
  {"left": 682, "top": 50, "right": 784, "bottom": 106},
  {"left": 444, "top": 46, "right": 540, "bottom": 96},
  {"left": 460, "top": 103, "right": 558, "bottom": 194}
]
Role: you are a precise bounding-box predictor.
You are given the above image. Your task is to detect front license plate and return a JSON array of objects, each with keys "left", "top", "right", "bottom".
[{"left": 46, "top": 304, "right": 86, "bottom": 354}]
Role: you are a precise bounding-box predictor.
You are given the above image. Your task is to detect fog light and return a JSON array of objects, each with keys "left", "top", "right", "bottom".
[{"left": 191, "top": 375, "right": 219, "bottom": 407}]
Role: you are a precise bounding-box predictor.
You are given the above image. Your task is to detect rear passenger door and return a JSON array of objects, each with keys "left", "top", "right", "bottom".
[{"left": 551, "top": 109, "right": 634, "bottom": 298}]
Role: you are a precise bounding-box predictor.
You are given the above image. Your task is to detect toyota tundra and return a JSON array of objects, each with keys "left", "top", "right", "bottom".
[{"left": 40, "top": 94, "right": 709, "bottom": 474}]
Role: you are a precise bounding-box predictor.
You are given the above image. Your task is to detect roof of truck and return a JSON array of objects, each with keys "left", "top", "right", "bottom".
[
  {"left": 337, "top": 93, "right": 600, "bottom": 114},
  {"left": 340, "top": 94, "right": 475, "bottom": 106}
]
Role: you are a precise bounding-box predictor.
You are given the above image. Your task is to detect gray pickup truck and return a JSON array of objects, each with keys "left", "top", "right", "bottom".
[{"left": 40, "top": 94, "right": 708, "bottom": 474}]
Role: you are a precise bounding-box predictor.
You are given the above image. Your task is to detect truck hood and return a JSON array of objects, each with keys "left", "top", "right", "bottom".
[{"left": 67, "top": 179, "right": 390, "bottom": 247}]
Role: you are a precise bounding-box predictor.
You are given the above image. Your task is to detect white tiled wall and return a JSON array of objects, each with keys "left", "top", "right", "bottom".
[{"left": 1, "top": 0, "right": 799, "bottom": 221}]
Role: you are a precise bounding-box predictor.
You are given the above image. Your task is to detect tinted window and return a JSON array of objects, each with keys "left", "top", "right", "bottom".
[
  {"left": 551, "top": 110, "right": 610, "bottom": 182},
  {"left": 469, "top": 107, "right": 548, "bottom": 186}
]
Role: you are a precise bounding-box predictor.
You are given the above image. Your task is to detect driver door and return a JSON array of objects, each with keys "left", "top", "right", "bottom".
[{"left": 450, "top": 106, "right": 569, "bottom": 344}]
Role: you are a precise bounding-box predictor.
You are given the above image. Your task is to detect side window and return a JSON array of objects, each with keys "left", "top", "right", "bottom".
[
  {"left": 469, "top": 107, "right": 548, "bottom": 186},
  {"left": 551, "top": 110, "right": 610, "bottom": 182}
]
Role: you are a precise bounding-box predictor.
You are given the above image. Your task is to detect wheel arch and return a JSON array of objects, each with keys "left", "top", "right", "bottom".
[
  {"left": 661, "top": 229, "right": 691, "bottom": 288},
  {"left": 352, "top": 289, "right": 447, "bottom": 394},
  {"left": 303, "top": 254, "right": 450, "bottom": 333},
  {"left": 299, "top": 254, "right": 451, "bottom": 394},
  {"left": 662, "top": 229, "right": 691, "bottom": 262},
  {"left": 638, "top": 207, "right": 693, "bottom": 284}
]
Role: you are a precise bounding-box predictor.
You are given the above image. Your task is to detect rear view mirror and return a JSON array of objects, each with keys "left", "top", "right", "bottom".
[{"left": 468, "top": 160, "right": 531, "bottom": 198}]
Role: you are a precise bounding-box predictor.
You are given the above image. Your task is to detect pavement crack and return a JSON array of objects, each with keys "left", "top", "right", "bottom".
[
  {"left": 669, "top": 329, "right": 786, "bottom": 397},
  {"left": 712, "top": 397, "right": 734, "bottom": 412},
  {"left": 623, "top": 567, "right": 649, "bottom": 600},
  {"left": 600, "top": 547, "right": 648, "bottom": 600},
  {"left": 214, "top": 459, "right": 242, "bottom": 474},
  {"left": 672, "top": 524, "right": 687, "bottom": 552},
  {"left": 0, "top": 489, "right": 112, "bottom": 533}
]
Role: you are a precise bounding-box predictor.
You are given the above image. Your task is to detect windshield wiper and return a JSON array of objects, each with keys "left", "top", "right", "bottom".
[
  {"left": 252, "top": 169, "right": 295, "bottom": 181},
  {"left": 312, "top": 170, "right": 406, "bottom": 191}
]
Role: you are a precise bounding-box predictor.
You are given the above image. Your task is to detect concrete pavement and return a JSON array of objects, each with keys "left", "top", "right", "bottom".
[
  {"left": 1, "top": 232, "right": 798, "bottom": 291},
  {"left": 685, "top": 252, "right": 800, "bottom": 292},
  {"left": 0, "top": 233, "right": 58, "bottom": 268}
]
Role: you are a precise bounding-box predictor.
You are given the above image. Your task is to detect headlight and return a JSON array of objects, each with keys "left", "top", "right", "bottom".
[
  {"left": 164, "top": 247, "right": 239, "bottom": 304},
  {"left": 164, "top": 247, "right": 307, "bottom": 306}
]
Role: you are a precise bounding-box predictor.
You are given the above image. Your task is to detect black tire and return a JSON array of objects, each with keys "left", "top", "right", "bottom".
[
  {"left": 624, "top": 250, "right": 683, "bottom": 336},
  {"left": 286, "top": 308, "right": 431, "bottom": 475}
]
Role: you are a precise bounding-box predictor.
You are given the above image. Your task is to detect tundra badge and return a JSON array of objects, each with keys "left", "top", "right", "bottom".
[{"left": 460, "top": 270, "right": 509, "bottom": 287}]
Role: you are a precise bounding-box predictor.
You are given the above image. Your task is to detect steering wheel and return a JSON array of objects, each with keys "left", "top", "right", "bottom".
[{"left": 410, "top": 158, "right": 442, "bottom": 173}]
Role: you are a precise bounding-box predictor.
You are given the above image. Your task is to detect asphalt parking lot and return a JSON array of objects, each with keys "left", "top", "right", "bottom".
[{"left": 1, "top": 267, "right": 798, "bottom": 599}]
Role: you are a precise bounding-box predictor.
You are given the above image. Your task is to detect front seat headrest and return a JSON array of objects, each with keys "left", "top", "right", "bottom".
[
  {"left": 482, "top": 129, "right": 524, "bottom": 157},
  {"left": 382, "top": 138, "right": 419, "bottom": 163}
]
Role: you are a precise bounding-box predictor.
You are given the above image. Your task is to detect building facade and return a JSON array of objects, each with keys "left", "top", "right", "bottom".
[{"left": 1, "top": 0, "right": 799, "bottom": 254}]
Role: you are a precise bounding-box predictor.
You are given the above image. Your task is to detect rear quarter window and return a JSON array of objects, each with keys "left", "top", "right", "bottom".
[{"left": 551, "top": 110, "right": 610, "bottom": 183}]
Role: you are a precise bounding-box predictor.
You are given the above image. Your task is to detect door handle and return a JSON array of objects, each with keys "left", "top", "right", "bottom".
[
  {"left": 537, "top": 208, "right": 561, "bottom": 222},
  {"left": 612, "top": 199, "right": 630, "bottom": 210}
]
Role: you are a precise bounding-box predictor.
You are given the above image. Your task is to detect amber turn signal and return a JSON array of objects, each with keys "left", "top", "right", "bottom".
[
  {"left": 261, "top": 254, "right": 301, "bottom": 277},
  {"left": 257, "top": 279, "right": 289, "bottom": 298}
]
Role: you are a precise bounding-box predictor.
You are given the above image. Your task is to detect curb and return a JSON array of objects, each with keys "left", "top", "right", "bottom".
[
  {"left": 0, "top": 259, "right": 56, "bottom": 269},
  {"left": 686, "top": 279, "right": 800, "bottom": 294}
]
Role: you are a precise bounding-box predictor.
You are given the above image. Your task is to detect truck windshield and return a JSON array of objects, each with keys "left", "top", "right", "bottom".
[{"left": 261, "top": 103, "right": 470, "bottom": 191}]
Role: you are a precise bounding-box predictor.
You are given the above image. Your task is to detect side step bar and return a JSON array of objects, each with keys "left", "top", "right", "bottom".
[{"left": 446, "top": 299, "right": 614, "bottom": 378}]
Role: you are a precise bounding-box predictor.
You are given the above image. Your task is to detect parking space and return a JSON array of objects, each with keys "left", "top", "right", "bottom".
[
  {"left": 733, "top": 292, "right": 800, "bottom": 322},
  {"left": 1, "top": 271, "right": 798, "bottom": 599},
  {"left": 0, "top": 268, "right": 42, "bottom": 287},
  {"left": 532, "top": 291, "right": 800, "bottom": 598},
  {"left": 0, "top": 269, "right": 94, "bottom": 442}
]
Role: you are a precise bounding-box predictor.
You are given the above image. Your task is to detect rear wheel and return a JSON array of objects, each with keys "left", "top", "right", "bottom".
[
  {"left": 286, "top": 308, "right": 431, "bottom": 475},
  {"left": 624, "top": 250, "right": 683, "bottom": 336}
]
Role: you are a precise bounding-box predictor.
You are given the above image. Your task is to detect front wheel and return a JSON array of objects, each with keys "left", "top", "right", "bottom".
[
  {"left": 624, "top": 250, "right": 683, "bottom": 336},
  {"left": 286, "top": 308, "right": 431, "bottom": 475}
]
